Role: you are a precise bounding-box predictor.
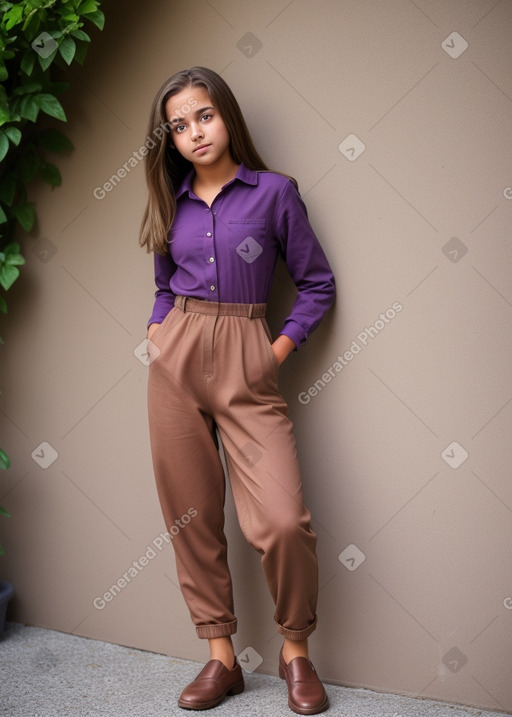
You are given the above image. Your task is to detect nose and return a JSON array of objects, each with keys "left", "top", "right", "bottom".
[{"left": 190, "top": 121, "right": 204, "bottom": 141}]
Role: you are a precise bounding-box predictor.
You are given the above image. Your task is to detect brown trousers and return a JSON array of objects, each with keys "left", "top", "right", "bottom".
[{"left": 147, "top": 296, "right": 318, "bottom": 640}]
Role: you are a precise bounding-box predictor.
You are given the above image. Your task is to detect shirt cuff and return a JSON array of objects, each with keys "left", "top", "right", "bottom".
[
  {"left": 280, "top": 321, "right": 308, "bottom": 351},
  {"left": 147, "top": 297, "right": 175, "bottom": 329}
]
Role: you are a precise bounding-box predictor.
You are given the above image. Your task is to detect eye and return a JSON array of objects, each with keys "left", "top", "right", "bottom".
[
  {"left": 200, "top": 113, "right": 213, "bottom": 122},
  {"left": 174, "top": 123, "right": 187, "bottom": 133}
]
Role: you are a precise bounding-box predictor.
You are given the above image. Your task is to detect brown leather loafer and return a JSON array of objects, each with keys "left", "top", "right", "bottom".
[
  {"left": 279, "top": 647, "right": 329, "bottom": 715},
  {"left": 177, "top": 659, "right": 244, "bottom": 710}
]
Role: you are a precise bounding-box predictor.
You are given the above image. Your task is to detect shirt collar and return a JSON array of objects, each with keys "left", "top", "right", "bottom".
[{"left": 176, "top": 162, "right": 259, "bottom": 199}]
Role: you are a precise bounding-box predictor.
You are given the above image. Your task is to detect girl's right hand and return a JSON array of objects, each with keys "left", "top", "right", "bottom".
[
  {"left": 271, "top": 334, "right": 295, "bottom": 366},
  {"left": 147, "top": 323, "right": 161, "bottom": 341}
]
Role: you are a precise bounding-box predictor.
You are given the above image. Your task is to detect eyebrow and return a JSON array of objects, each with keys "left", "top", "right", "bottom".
[{"left": 169, "top": 106, "right": 215, "bottom": 124}]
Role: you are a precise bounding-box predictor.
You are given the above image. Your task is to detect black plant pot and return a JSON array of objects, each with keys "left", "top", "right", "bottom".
[{"left": 0, "top": 580, "right": 14, "bottom": 632}]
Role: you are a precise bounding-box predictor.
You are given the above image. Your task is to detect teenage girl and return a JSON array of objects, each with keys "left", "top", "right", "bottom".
[{"left": 140, "top": 67, "right": 335, "bottom": 714}]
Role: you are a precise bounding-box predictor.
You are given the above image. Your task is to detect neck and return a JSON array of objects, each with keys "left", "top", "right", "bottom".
[{"left": 193, "top": 154, "right": 239, "bottom": 189}]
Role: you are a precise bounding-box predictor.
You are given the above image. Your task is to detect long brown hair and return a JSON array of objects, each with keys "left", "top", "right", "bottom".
[{"left": 139, "top": 66, "right": 297, "bottom": 255}]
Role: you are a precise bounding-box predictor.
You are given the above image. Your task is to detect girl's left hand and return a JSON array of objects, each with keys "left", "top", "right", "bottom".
[{"left": 271, "top": 334, "right": 296, "bottom": 366}]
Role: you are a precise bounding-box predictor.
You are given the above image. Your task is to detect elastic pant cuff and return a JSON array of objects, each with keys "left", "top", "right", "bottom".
[
  {"left": 275, "top": 615, "right": 317, "bottom": 641},
  {"left": 196, "top": 619, "right": 238, "bottom": 639}
]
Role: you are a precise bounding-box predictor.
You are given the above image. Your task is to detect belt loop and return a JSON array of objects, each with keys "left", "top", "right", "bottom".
[
  {"left": 248, "top": 304, "right": 254, "bottom": 319},
  {"left": 182, "top": 296, "right": 188, "bottom": 312}
]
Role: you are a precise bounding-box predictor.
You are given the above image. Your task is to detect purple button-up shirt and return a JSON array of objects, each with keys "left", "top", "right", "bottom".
[{"left": 148, "top": 163, "right": 335, "bottom": 349}]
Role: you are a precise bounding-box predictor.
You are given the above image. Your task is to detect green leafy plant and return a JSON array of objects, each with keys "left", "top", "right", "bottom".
[
  {"left": 0, "top": 448, "right": 11, "bottom": 555},
  {"left": 0, "top": 2, "right": 105, "bottom": 554},
  {"left": 0, "top": 0, "right": 105, "bottom": 342}
]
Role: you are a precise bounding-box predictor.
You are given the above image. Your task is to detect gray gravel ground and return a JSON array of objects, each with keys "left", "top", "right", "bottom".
[{"left": 1, "top": 622, "right": 510, "bottom": 717}]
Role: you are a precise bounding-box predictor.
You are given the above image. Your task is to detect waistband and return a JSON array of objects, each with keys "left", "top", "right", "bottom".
[{"left": 174, "top": 295, "right": 266, "bottom": 318}]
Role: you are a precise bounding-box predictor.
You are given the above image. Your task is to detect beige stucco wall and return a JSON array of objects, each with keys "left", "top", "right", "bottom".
[{"left": 1, "top": 0, "right": 511, "bottom": 712}]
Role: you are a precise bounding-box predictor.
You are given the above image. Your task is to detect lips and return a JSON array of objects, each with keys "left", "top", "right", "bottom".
[{"left": 193, "top": 144, "right": 211, "bottom": 153}]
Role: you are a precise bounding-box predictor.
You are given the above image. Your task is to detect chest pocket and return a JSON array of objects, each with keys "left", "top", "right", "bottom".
[{"left": 227, "top": 218, "right": 267, "bottom": 264}]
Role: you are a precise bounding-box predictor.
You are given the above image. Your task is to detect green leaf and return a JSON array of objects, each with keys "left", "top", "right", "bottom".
[
  {"left": 4, "top": 126, "right": 21, "bottom": 145},
  {"left": 73, "top": 40, "right": 88, "bottom": 65},
  {"left": 34, "top": 93, "right": 66, "bottom": 121},
  {"left": 4, "top": 5, "right": 23, "bottom": 31},
  {"left": 70, "top": 29, "right": 90, "bottom": 41},
  {"left": 0, "top": 205, "right": 7, "bottom": 223},
  {"left": 0, "top": 507, "right": 10, "bottom": 517},
  {"left": 0, "top": 294, "right": 7, "bottom": 314},
  {"left": 20, "top": 50, "right": 36, "bottom": 76},
  {"left": 37, "top": 127, "right": 74, "bottom": 153},
  {"left": 0, "top": 107, "right": 10, "bottom": 126},
  {"left": 37, "top": 47, "right": 58, "bottom": 72},
  {"left": 0, "top": 133, "right": 8, "bottom": 162},
  {"left": 0, "top": 174, "right": 17, "bottom": 206},
  {"left": 5, "top": 252, "right": 25, "bottom": 267},
  {"left": 0, "top": 448, "right": 11, "bottom": 469},
  {"left": 79, "top": 0, "right": 99, "bottom": 14},
  {"left": 3, "top": 241, "right": 22, "bottom": 255},
  {"left": 0, "top": 263, "right": 20, "bottom": 290},
  {"left": 39, "top": 162, "right": 61, "bottom": 187},
  {"left": 0, "top": 65, "right": 8, "bottom": 83},
  {"left": 83, "top": 10, "right": 105, "bottom": 30},
  {"left": 14, "top": 202, "right": 35, "bottom": 232},
  {"left": 18, "top": 95, "right": 40, "bottom": 122},
  {"left": 12, "top": 81, "right": 43, "bottom": 96},
  {"left": 59, "top": 36, "right": 76, "bottom": 65},
  {"left": 22, "top": 11, "right": 41, "bottom": 37}
]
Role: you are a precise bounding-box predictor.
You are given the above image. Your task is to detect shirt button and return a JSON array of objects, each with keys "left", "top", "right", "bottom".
[
  {"left": 210, "top": 285, "right": 215, "bottom": 291},
  {"left": 206, "top": 232, "right": 212, "bottom": 237},
  {"left": 208, "top": 257, "right": 215, "bottom": 263}
]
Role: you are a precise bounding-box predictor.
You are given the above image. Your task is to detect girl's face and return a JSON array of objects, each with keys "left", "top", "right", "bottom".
[{"left": 165, "top": 85, "right": 231, "bottom": 169}]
